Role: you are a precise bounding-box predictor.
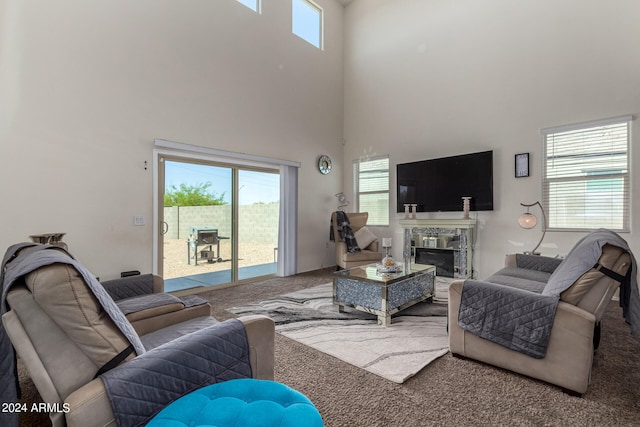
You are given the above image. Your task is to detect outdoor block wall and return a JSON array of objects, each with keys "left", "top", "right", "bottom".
[{"left": 163, "top": 204, "right": 279, "bottom": 244}]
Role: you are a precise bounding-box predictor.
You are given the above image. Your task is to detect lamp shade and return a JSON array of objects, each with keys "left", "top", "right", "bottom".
[
  {"left": 518, "top": 201, "right": 546, "bottom": 255},
  {"left": 518, "top": 212, "right": 538, "bottom": 229},
  {"left": 382, "top": 238, "right": 392, "bottom": 248}
]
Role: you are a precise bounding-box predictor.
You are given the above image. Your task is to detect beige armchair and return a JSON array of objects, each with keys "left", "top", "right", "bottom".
[{"left": 331, "top": 212, "right": 383, "bottom": 270}]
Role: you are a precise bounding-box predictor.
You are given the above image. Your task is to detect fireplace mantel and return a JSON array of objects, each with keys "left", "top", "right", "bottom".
[
  {"left": 399, "top": 218, "right": 476, "bottom": 229},
  {"left": 399, "top": 218, "right": 476, "bottom": 279}
]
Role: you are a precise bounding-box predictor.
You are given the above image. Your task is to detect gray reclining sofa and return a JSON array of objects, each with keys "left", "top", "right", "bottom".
[
  {"left": 449, "top": 229, "right": 638, "bottom": 395},
  {"left": 1, "top": 243, "right": 274, "bottom": 427}
]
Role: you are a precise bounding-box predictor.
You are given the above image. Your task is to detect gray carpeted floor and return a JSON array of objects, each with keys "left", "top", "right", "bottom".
[{"left": 17, "top": 268, "right": 640, "bottom": 426}]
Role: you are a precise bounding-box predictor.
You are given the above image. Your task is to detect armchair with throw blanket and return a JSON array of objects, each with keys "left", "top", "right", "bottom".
[{"left": 331, "top": 212, "right": 383, "bottom": 270}]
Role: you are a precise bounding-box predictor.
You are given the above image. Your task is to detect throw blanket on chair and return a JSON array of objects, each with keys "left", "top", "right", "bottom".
[
  {"left": 330, "top": 211, "right": 361, "bottom": 253},
  {"left": 0, "top": 243, "right": 38, "bottom": 427},
  {"left": 458, "top": 280, "right": 559, "bottom": 359},
  {"left": 542, "top": 229, "right": 640, "bottom": 336}
]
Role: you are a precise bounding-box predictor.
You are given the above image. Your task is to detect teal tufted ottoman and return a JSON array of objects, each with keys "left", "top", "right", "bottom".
[{"left": 147, "top": 379, "right": 324, "bottom": 427}]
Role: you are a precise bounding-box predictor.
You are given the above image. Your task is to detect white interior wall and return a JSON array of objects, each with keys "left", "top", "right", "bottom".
[
  {"left": 343, "top": 0, "right": 640, "bottom": 278},
  {"left": 0, "top": 0, "right": 345, "bottom": 279}
]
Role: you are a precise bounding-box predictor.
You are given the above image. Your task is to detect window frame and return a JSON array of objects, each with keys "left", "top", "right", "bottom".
[
  {"left": 541, "top": 116, "right": 632, "bottom": 232},
  {"left": 353, "top": 155, "right": 390, "bottom": 227}
]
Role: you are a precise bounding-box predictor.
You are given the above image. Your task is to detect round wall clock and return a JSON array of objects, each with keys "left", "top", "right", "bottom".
[{"left": 318, "top": 155, "right": 332, "bottom": 175}]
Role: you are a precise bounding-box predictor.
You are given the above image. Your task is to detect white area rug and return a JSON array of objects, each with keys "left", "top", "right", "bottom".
[{"left": 228, "top": 283, "right": 450, "bottom": 383}]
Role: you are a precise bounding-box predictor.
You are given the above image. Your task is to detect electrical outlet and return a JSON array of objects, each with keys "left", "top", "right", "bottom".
[{"left": 133, "top": 215, "right": 145, "bottom": 226}]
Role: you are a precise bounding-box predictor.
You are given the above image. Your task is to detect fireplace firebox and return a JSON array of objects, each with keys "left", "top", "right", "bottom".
[{"left": 415, "top": 248, "right": 455, "bottom": 278}]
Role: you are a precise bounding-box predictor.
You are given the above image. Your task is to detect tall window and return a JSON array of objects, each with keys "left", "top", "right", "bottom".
[
  {"left": 292, "top": 0, "right": 323, "bottom": 49},
  {"left": 542, "top": 116, "right": 631, "bottom": 232},
  {"left": 354, "top": 156, "right": 389, "bottom": 226},
  {"left": 236, "top": 0, "right": 260, "bottom": 13}
]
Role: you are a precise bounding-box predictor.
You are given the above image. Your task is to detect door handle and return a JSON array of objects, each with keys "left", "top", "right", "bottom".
[{"left": 162, "top": 221, "right": 169, "bottom": 235}]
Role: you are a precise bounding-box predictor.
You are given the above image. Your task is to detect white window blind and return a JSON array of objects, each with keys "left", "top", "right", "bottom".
[
  {"left": 542, "top": 116, "right": 631, "bottom": 232},
  {"left": 354, "top": 156, "right": 389, "bottom": 226}
]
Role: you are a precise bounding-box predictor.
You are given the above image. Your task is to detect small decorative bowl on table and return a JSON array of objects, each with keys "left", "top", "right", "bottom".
[{"left": 376, "top": 256, "right": 402, "bottom": 276}]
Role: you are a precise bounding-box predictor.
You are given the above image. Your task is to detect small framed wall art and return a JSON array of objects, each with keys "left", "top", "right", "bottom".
[{"left": 515, "top": 152, "right": 529, "bottom": 178}]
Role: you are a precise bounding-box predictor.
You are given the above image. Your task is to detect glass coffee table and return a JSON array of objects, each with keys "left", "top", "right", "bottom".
[{"left": 333, "top": 262, "right": 436, "bottom": 326}]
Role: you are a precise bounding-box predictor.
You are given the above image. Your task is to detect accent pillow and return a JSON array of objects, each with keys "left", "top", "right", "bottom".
[{"left": 354, "top": 226, "right": 377, "bottom": 249}]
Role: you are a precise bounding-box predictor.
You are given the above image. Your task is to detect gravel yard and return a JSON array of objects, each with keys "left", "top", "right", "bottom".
[{"left": 162, "top": 238, "right": 277, "bottom": 279}]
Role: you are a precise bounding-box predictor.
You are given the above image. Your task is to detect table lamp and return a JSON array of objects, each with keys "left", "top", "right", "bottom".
[{"left": 518, "top": 201, "right": 546, "bottom": 255}]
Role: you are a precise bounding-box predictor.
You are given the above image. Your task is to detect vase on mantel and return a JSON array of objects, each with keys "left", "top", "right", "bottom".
[{"left": 462, "top": 197, "right": 471, "bottom": 220}]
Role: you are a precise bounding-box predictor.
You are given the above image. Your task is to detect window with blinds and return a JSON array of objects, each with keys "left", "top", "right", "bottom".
[
  {"left": 354, "top": 156, "right": 389, "bottom": 226},
  {"left": 542, "top": 116, "right": 631, "bottom": 232}
]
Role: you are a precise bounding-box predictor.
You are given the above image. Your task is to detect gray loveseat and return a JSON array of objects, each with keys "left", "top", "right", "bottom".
[{"left": 448, "top": 229, "right": 636, "bottom": 395}]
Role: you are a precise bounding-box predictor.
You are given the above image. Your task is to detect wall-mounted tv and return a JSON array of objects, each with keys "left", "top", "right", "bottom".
[{"left": 397, "top": 150, "right": 494, "bottom": 213}]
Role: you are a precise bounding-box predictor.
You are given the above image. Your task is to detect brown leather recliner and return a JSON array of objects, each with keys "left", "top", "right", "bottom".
[
  {"left": 331, "top": 212, "right": 383, "bottom": 269},
  {"left": 449, "top": 241, "right": 632, "bottom": 395},
  {"left": 2, "top": 249, "right": 274, "bottom": 427}
]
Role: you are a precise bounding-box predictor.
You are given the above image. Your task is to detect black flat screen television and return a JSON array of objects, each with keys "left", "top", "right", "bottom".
[{"left": 397, "top": 150, "right": 494, "bottom": 213}]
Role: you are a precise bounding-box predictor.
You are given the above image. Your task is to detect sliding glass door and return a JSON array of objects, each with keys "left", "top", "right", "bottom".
[
  {"left": 238, "top": 170, "right": 280, "bottom": 280},
  {"left": 157, "top": 155, "right": 279, "bottom": 292}
]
